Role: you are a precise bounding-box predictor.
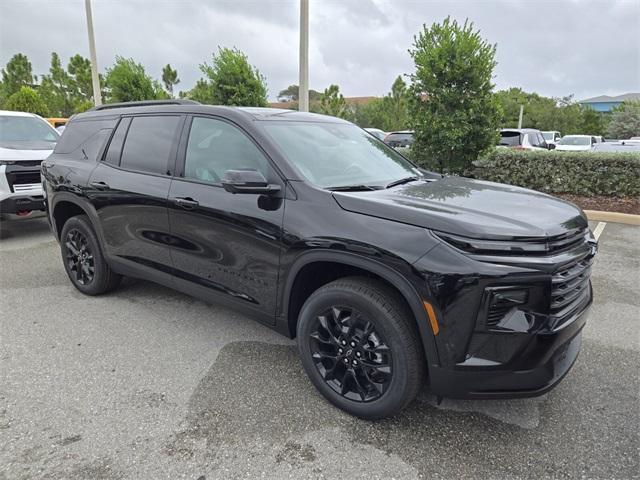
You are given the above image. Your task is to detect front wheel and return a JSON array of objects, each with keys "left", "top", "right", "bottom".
[{"left": 296, "top": 277, "right": 425, "bottom": 419}]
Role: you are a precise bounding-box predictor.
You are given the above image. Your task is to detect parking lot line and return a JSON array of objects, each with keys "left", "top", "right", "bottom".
[{"left": 593, "top": 221, "right": 607, "bottom": 241}]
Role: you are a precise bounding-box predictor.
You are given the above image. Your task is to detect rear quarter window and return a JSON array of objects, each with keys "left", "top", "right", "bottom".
[{"left": 54, "top": 118, "right": 118, "bottom": 160}]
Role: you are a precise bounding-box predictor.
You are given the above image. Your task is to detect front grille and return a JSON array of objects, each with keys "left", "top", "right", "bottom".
[
  {"left": 6, "top": 170, "right": 42, "bottom": 192},
  {"left": 550, "top": 254, "right": 594, "bottom": 324}
]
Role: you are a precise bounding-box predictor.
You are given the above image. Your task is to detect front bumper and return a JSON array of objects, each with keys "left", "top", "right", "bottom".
[
  {"left": 0, "top": 194, "right": 46, "bottom": 214},
  {"left": 428, "top": 303, "right": 589, "bottom": 399},
  {"left": 414, "top": 231, "right": 596, "bottom": 399}
]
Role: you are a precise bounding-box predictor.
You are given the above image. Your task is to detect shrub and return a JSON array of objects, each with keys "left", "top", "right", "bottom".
[
  {"left": 474, "top": 149, "right": 640, "bottom": 197},
  {"left": 5, "top": 86, "right": 49, "bottom": 116}
]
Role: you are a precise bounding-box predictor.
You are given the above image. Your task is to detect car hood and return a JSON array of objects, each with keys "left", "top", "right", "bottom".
[
  {"left": 555, "top": 145, "right": 591, "bottom": 151},
  {"left": 332, "top": 177, "right": 587, "bottom": 239},
  {"left": 0, "top": 144, "right": 54, "bottom": 161}
]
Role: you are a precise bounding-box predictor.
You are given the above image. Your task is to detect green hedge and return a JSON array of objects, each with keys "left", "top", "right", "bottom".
[
  {"left": 397, "top": 146, "right": 640, "bottom": 197},
  {"left": 473, "top": 149, "right": 639, "bottom": 197}
]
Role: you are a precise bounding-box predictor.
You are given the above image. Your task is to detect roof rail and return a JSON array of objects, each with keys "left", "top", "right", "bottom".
[{"left": 89, "top": 99, "right": 200, "bottom": 111}]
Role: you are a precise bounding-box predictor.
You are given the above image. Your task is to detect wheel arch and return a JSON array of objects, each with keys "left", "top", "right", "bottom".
[
  {"left": 280, "top": 250, "right": 441, "bottom": 369},
  {"left": 50, "top": 194, "right": 103, "bottom": 243}
]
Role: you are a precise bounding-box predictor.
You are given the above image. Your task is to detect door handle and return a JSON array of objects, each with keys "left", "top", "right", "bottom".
[
  {"left": 90, "top": 181, "right": 110, "bottom": 190},
  {"left": 172, "top": 197, "right": 199, "bottom": 209}
]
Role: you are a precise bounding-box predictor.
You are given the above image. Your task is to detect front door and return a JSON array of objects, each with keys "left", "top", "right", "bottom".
[
  {"left": 87, "top": 114, "right": 184, "bottom": 279},
  {"left": 167, "top": 115, "right": 285, "bottom": 321}
]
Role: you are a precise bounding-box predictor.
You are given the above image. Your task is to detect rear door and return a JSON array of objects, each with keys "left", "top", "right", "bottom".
[
  {"left": 166, "top": 115, "right": 285, "bottom": 322},
  {"left": 87, "top": 114, "right": 184, "bottom": 280}
]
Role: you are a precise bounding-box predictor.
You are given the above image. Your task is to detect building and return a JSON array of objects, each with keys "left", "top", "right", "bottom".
[{"left": 579, "top": 92, "right": 640, "bottom": 113}]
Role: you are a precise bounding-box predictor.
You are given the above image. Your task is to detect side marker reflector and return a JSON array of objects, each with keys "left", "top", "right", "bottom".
[{"left": 423, "top": 301, "right": 439, "bottom": 335}]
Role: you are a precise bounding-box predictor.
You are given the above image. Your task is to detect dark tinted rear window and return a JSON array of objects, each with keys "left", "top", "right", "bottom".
[
  {"left": 119, "top": 116, "right": 181, "bottom": 174},
  {"left": 499, "top": 131, "right": 522, "bottom": 146}
]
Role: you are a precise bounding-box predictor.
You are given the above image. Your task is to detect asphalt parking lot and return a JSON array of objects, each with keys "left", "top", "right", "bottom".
[{"left": 1, "top": 215, "right": 638, "bottom": 480}]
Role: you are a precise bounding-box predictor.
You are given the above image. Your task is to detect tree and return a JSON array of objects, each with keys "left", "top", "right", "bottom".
[
  {"left": 318, "top": 84, "right": 348, "bottom": 118},
  {"left": 39, "top": 52, "right": 73, "bottom": 117},
  {"left": 607, "top": 101, "right": 640, "bottom": 139},
  {"left": 40, "top": 53, "right": 102, "bottom": 116},
  {"left": 277, "top": 84, "right": 322, "bottom": 103},
  {"left": 5, "top": 86, "right": 49, "bottom": 116},
  {"left": 382, "top": 75, "right": 410, "bottom": 131},
  {"left": 198, "top": 47, "right": 267, "bottom": 106},
  {"left": 580, "top": 106, "right": 608, "bottom": 136},
  {"left": 409, "top": 18, "right": 501, "bottom": 173},
  {"left": 351, "top": 76, "right": 411, "bottom": 131},
  {"left": 1, "top": 53, "right": 35, "bottom": 104},
  {"left": 181, "top": 78, "right": 214, "bottom": 104},
  {"left": 161, "top": 64, "right": 180, "bottom": 97},
  {"left": 104, "top": 56, "right": 162, "bottom": 103},
  {"left": 68, "top": 54, "right": 98, "bottom": 101}
]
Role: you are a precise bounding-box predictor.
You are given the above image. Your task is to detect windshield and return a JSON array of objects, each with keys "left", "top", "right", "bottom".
[
  {"left": 542, "top": 132, "right": 555, "bottom": 141},
  {"left": 558, "top": 136, "right": 590, "bottom": 146},
  {"left": 499, "top": 131, "right": 522, "bottom": 146},
  {"left": 0, "top": 115, "right": 59, "bottom": 145},
  {"left": 263, "top": 122, "right": 421, "bottom": 189}
]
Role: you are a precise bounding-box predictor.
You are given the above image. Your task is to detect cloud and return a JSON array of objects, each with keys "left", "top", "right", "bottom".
[{"left": 1, "top": 0, "right": 638, "bottom": 101}]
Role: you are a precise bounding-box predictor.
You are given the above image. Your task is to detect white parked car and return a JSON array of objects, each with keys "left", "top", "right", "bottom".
[
  {"left": 498, "top": 128, "right": 551, "bottom": 150},
  {"left": 542, "top": 130, "right": 561, "bottom": 146},
  {"left": 363, "top": 128, "right": 387, "bottom": 141},
  {"left": 555, "top": 135, "right": 597, "bottom": 152},
  {"left": 0, "top": 110, "right": 59, "bottom": 218}
]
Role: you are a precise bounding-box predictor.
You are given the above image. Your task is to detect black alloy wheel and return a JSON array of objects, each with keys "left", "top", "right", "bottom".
[
  {"left": 60, "top": 214, "right": 121, "bottom": 295},
  {"left": 297, "top": 277, "right": 425, "bottom": 419},
  {"left": 309, "top": 306, "right": 392, "bottom": 402},
  {"left": 65, "top": 228, "right": 95, "bottom": 285}
]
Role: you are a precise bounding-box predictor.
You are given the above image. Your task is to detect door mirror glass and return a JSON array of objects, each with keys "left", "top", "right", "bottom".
[{"left": 222, "top": 169, "right": 281, "bottom": 195}]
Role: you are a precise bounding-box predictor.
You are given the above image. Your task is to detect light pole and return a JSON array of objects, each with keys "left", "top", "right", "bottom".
[
  {"left": 85, "top": 0, "right": 102, "bottom": 106},
  {"left": 298, "top": 0, "right": 309, "bottom": 112}
]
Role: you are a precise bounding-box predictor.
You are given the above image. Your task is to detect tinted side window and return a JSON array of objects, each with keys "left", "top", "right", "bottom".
[
  {"left": 183, "top": 117, "right": 268, "bottom": 183},
  {"left": 120, "top": 116, "right": 181, "bottom": 174}
]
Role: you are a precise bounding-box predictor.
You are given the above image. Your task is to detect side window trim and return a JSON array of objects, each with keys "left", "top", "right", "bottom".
[
  {"left": 100, "top": 116, "right": 131, "bottom": 165},
  {"left": 174, "top": 114, "right": 283, "bottom": 187}
]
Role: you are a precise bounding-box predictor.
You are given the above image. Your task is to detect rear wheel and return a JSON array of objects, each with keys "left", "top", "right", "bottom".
[
  {"left": 60, "top": 215, "right": 121, "bottom": 295},
  {"left": 297, "top": 277, "right": 425, "bottom": 419}
]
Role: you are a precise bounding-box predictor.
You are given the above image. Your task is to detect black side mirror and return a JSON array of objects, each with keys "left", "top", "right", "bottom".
[
  {"left": 548, "top": 143, "right": 556, "bottom": 150},
  {"left": 222, "top": 169, "right": 281, "bottom": 195}
]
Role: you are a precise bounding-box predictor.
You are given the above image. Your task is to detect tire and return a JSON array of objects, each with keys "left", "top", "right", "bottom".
[
  {"left": 60, "top": 214, "right": 121, "bottom": 295},
  {"left": 296, "top": 276, "right": 425, "bottom": 419}
]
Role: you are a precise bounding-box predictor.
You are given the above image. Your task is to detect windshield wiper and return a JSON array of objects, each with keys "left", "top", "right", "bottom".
[
  {"left": 326, "top": 185, "right": 380, "bottom": 192},
  {"left": 385, "top": 176, "right": 419, "bottom": 189}
]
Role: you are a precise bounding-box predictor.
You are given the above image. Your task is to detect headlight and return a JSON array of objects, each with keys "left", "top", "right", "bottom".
[{"left": 0, "top": 160, "right": 17, "bottom": 165}]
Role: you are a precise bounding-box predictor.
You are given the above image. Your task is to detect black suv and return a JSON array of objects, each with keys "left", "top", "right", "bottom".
[{"left": 42, "top": 100, "right": 596, "bottom": 419}]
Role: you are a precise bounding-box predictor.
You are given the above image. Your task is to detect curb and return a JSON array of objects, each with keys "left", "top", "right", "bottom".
[{"left": 584, "top": 210, "right": 640, "bottom": 226}]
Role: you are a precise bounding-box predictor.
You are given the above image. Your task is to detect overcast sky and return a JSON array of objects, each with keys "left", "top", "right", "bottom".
[{"left": 1, "top": 0, "right": 638, "bottom": 101}]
